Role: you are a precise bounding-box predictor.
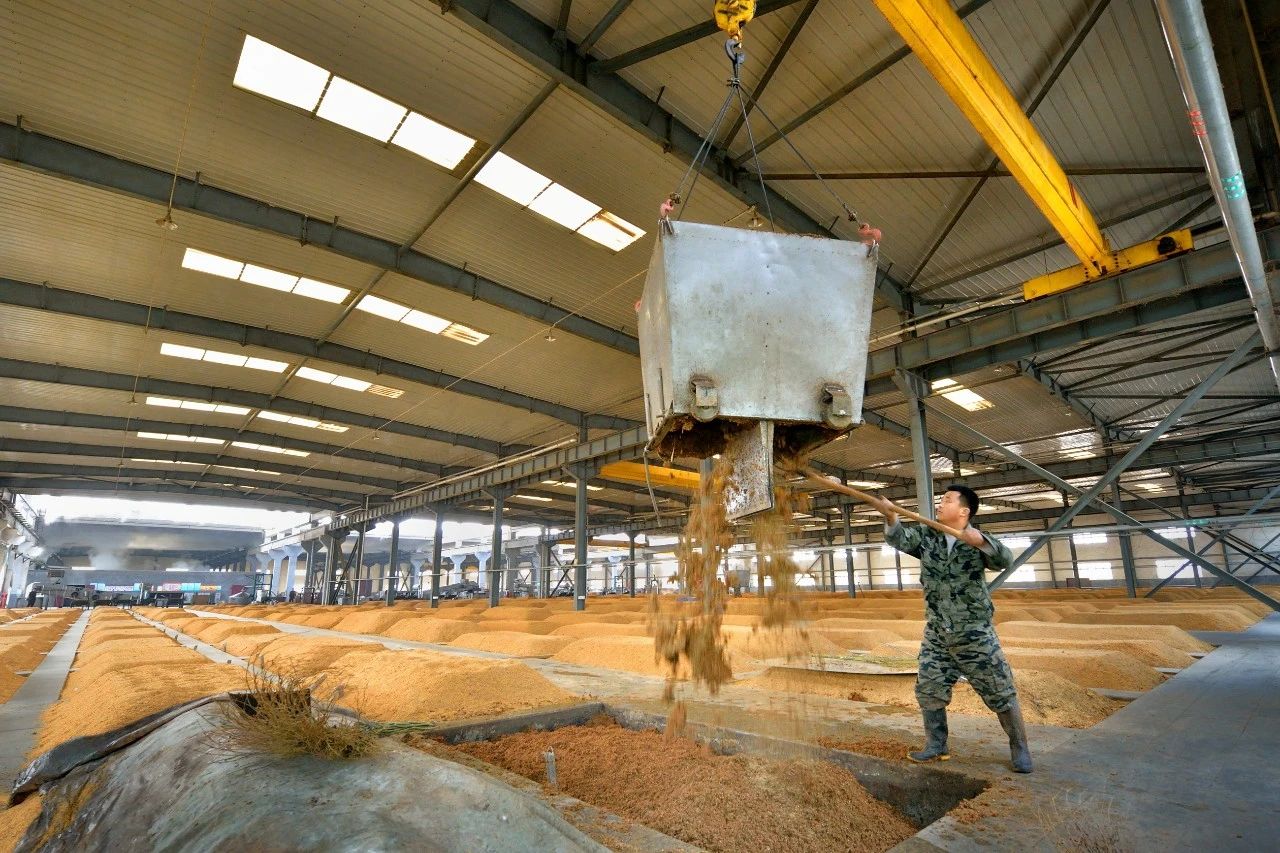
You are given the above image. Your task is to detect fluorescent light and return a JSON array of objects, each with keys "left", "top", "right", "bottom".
[
  {"left": 297, "top": 366, "right": 337, "bottom": 383},
  {"left": 577, "top": 211, "right": 645, "bottom": 251},
  {"left": 182, "top": 248, "right": 244, "bottom": 279},
  {"left": 331, "top": 375, "right": 371, "bottom": 392},
  {"left": 356, "top": 295, "right": 411, "bottom": 321},
  {"left": 202, "top": 350, "right": 248, "bottom": 367},
  {"left": 293, "top": 278, "right": 350, "bottom": 303},
  {"left": 316, "top": 76, "right": 407, "bottom": 142},
  {"left": 391, "top": 112, "right": 475, "bottom": 169},
  {"left": 244, "top": 357, "right": 289, "bottom": 373},
  {"left": 233, "top": 35, "right": 330, "bottom": 111},
  {"left": 240, "top": 264, "right": 299, "bottom": 291},
  {"left": 528, "top": 183, "right": 600, "bottom": 229},
  {"left": 402, "top": 309, "right": 450, "bottom": 334},
  {"left": 475, "top": 153, "right": 551, "bottom": 205},
  {"left": 440, "top": 323, "right": 489, "bottom": 345},
  {"left": 160, "top": 343, "right": 205, "bottom": 360}
]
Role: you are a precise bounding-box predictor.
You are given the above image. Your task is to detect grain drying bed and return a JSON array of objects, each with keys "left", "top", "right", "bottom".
[{"left": 411, "top": 701, "right": 991, "bottom": 853}]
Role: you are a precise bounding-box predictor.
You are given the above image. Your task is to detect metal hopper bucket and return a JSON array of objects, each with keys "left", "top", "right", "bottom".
[{"left": 638, "top": 221, "right": 877, "bottom": 518}]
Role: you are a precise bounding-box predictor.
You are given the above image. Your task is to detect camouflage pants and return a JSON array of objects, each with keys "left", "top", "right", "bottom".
[{"left": 916, "top": 624, "right": 1017, "bottom": 713}]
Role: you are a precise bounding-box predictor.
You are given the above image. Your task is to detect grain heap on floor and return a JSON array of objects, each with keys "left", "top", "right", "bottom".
[{"left": 443, "top": 717, "right": 917, "bottom": 853}]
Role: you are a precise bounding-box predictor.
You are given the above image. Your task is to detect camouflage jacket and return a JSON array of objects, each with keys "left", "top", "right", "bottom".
[{"left": 885, "top": 522, "right": 1013, "bottom": 632}]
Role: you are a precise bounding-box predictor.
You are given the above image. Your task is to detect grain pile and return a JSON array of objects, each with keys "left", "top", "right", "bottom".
[
  {"left": 446, "top": 631, "right": 575, "bottom": 658},
  {"left": 0, "top": 612, "right": 78, "bottom": 704},
  {"left": 1064, "top": 609, "right": 1254, "bottom": 632},
  {"left": 322, "top": 648, "right": 577, "bottom": 722},
  {"left": 190, "top": 621, "right": 282, "bottom": 646},
  {"left": 330, "top": 610, "right": 419, "bottom": 635},
  {"left": 998, "top": 621, "right": 1211, "bottom": 653},
  {"left": 548, "top": 622, "right": 650, "bottom": 639},
  {"left": 553, "top": 635, "right": 756, "bottom": 678},
  {"left": 1001, "top": 649, "right": 1164, "bottom": 691},
  {"left": 0, "top": 795, "right": 42, "bottom": 852},
  {"left": 815, "top": 627, "right": 919, "bottom": 651},
  {"left": 254, "top": 636, "right": 381, "bottom": 677},
  {"left": 734, "top": 667, "right": 1121, "bottom": 728},
  {"left": 34, "top": 611, "right": 243, "bottom": 754},
  {"left": 383, "top": 618, "right": 481, "bottom": 644},
  {"left": 447, "top": 718, "right": 916, "bottom": 853}
]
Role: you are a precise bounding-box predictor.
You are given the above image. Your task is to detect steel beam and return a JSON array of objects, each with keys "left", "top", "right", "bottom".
[
  {"left": 760, "top": 166, "right": 1204, "bottom": 180},
  {"left": 0, "top": 461, "right": 367, "bottom": 505},
  {"left": 0, "top": 122, "right": 638, "bottom": 357},
  {"left": 865, "top": 225, "right": 1278, "bottom": 394},
  {"left": 0, "top": 276, "right": 634, "bottom": 431},
  {"left": 438, "top": 0, "right": 916, "bottom": 313},
  {"left": 588, "top": 0, "right": 806, "bottom": 73},
  {"left": 0, "top": 434, "right": 402, "bottom": 491},
  {"left": 0, "top": 358, "right": 516, "bottom": 458},
  {"left": 0, "top": 402, "right": 446, "bottom": 479},
  {"left": 0, "top": 477, "right": 331, "bottom": 511},
  {"left": 1018, "top": 360, "right": 1138, "bottom": 443}
]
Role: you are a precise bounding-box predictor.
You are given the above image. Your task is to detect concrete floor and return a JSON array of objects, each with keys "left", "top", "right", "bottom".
[{"left": 901, "top": 613, "right": 1280, "bottom": 851}]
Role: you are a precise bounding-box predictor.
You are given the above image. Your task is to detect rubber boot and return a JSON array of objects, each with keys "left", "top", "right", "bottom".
[
  {"left": 996, "top": 698, "right": 1033, "bottom": 773},
  {"left": 908, "top": 708, "right": 950, "bottom": 762}
]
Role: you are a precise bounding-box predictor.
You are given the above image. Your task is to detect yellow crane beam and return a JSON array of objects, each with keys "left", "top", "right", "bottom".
[
  {"left": 870, "top": 0, "right": 1113, "bottom": 277},
  {"left": 599, "top": 461, "right": 700, "bottom": 491}
]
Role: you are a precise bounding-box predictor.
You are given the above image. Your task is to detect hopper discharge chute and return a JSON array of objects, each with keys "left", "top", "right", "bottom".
[{"left": 637, "top": 221, "right": 877, "bottom": 519}]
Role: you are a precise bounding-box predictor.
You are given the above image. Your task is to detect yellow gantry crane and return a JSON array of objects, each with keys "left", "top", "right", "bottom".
[{"left": 868, "top": 0, "right": 1193, "bottom": 299}]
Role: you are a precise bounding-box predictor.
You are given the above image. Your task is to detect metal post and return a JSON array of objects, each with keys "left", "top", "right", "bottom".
[
  {"left": 1113, "top": 483, "right": 1138, "bottom": 597},
  {"left": 430, "top": 510, "right": 444, "bottom": 609},
  {"left": 842, "top": 502, "right": 857, "bottom": 598},
  {"left": 893, "top": 549, "right": 903, "bottom": 591},
  {"left": 864, "top": 543, "right": 875, "bottom": 590},
  {"left": 627, "top": 533, "right": 637, "bottom": 597},
  {"left": 537, "top": 538, "right": 551, "bottom": 599},
  {"left": 1179, "top": 485, "right": 1202, "bottom": 587},
  {"left": 352, "top": 525, "right": 367, "bottom": 605},
  {"left": 321, "top": 535, "right": 341, "bottom": 605},
  {"left": 489, "top": 494, "right": 505, "bottom": 608},
  {"left": 1064, "top": 494, "right": 1082, "bottom": 585},
  {"left": 894, "top": 370, "right": 934, "bottom": 519},
  {"left": 573, "top": 425, "right": 589, "bottom": 611},
  {"left": 1042, "top": 519, "right": 1058, "bottom": 588},
  {"left": 385, "top": 519, "right": 400, "bottom": 606}
]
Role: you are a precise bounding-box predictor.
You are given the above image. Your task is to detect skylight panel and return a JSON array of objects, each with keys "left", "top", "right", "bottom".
[
  {"left": 356, "top": 295, "right": 411, "bottom": 321},
  {"left": 296, "top": 367, "right": 337, "bottom": 384},
  {"left": 929, "top": 378, "right": 992, "bottom": 411},
  {"left": 293, "top": 277, "right": 350, "bottom": 303},
  {"left": 244, "top": 357, "right": 289, "bottom": 373},
  {"left": 316, "top": 76, "right": 408, "bottom": 142},
  {"left": 136, "top": 432, "right": 224, "bottom": 445},
  {"left": 240, "top": 264, "right": 299, "bottom": 291},
  {"left": 367, "top": 384, "right": 404, "bottom": 398},
  {"left": 528, "top": 183, "right": 601, "bottom": 230},
  {"left": 331, "top": 375, "right": 372, "bottom": 392},
  {"left": 182, "top": 248, "right": 244, "bottom": 279},
  {"left": 392, "top": 112, "right": 475, "bottom": 169},
  {"left": 256, "top": 410, "right": 344, "bottom": 432},
  {"left": 160, "top": 343, "right": 205, "bottom": 360},
  {"left": 402, "top": 309, "right": 450, "bottom": 334},
  {"left": 475, "top": 153, "right": 552, "bottom": 205},
  {"left": 232, "top": 441, "right": 310, "bottom": 458},
  {"left": 145, "top": 396, "right": 250, "bottom": 416},
  {"left": 577, "top": 211, "right": 645, "bottom": 252},
  {"left": 514, "top": 494, "right": 553, "bottom": 502},
  {"left": 233, "top": 35, "right": 331, "bottom": 111},
  {"left": 440, "top": 323, "right": 489, "bottom": 345},
  {"left": 202, "top": 350, "right": 248, "bottom": 367}
]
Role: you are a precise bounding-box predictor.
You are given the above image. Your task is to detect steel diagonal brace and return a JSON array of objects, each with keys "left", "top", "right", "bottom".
[{"left": 920, "top": 338, "right": 1279, "bottom": 610}]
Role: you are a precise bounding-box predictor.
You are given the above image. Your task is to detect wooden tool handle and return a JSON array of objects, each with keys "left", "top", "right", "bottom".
[{"left": 800, "top": 466, "right": 967, "bottom": 539}]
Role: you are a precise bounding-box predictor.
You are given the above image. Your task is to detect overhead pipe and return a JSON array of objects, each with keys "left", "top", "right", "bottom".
[{"left": 1154, "top": 0, "right": 1280, "bottom": 389}]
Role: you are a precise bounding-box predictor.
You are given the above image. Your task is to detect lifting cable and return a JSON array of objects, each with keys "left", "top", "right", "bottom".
[{"left": 663, "top": 4, "right": 863, "bottom": 239}]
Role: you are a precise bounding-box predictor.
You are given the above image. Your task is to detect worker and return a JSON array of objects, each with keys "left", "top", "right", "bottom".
[{"left": 870, "top": 485, "right": 1033, "bottom": 773}]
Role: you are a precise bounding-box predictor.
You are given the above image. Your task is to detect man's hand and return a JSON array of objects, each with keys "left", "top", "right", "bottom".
[
  {"left": 959, "top": 527, "right": 985, "bottom": 548},
  {"left": 869, "top": 495, "right": 898, "bottom": 524}
]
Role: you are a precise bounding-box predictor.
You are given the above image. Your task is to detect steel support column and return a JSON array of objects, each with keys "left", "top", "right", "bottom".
[
  {"left": 1112, "top": 483, "right": 1138, "bottom": 597},
  {"left": 842, "top": 501, "right": 857, "bottom": 598},
  {"left": 627, "top": 533, "right": 637, "bottom": 598},
  {"left": 571, "top": 425, "right": 592, "bottom": 611},
  {"left": 385, "top": 519, "right": 400, "bottom": 607},
  {"left": 894, "top": 370, "right": 934, "bottom": 518},
  {"left": 430, "top": 510, "right": 445, "bottom": 609},
  {"left": 1145, "top": 485, "right": 1280, "bottom": 596},
  {"left": 488, "top": 492, "right": 507, "bottom": 608}
]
